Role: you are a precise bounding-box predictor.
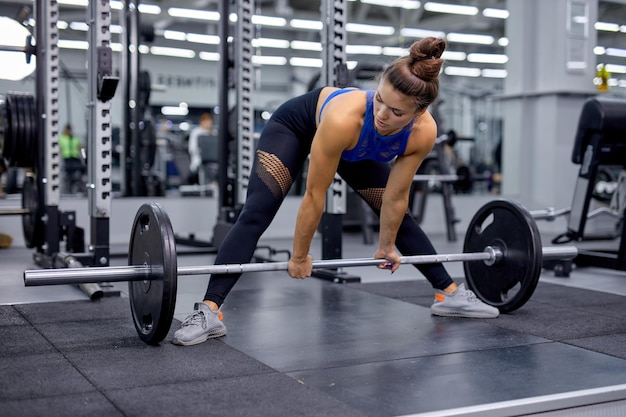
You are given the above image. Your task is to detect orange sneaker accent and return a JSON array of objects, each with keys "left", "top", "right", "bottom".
[
  {"left": 218, "top": 311, "right": 224, "bottom": 321},
  {"left": 434, "top": 293, "right": 445, "bottom": 302}
]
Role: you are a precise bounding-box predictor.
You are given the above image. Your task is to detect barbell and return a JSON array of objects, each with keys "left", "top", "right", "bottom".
[{"left": 23, "top": 199, "right": 578, "bottom": 345}]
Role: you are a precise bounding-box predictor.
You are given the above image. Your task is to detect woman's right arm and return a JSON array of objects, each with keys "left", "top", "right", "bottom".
[{"left": 288, "top": 111, "right": 359, "bottom": 278}]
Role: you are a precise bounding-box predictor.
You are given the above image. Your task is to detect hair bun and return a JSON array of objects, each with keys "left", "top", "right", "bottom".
[{"left": 408, "top": 37, "right": 446, "bottom": 81}]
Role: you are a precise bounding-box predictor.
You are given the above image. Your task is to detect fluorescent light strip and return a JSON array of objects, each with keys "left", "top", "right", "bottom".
[
  {"left": 251, "top": 15, "right": 287, "bottom": 27},
  {"left": 58, "top": 39, "right": 89, "bottom": 50},
  {"left": 252, "top": 38, "right": 290, "bottom": 48},
  {"left": 346, "top": 22, "right": 395, "bottom": 35},
  {"left": 444, "top": 66, "right": 481, "bottom": 77},
  {"left": 138, "top": 4, "right": 161, "bottom": 15},
  {"left": 291, "top": 40, "right": 322, "bottom": 51},
  {"left": 606, "top": 64, "right": 626, "bottom": 74},
  {"left": 482, "top": 8, "right": 509, "bottom": 19},
  {"left": 186, "top": 33, "right": 220, "bottom": 45},
  {"left": 290, "top": 19, "right": 323, "bottom": 30},
  {"left": 69, "top": 21, "right": 89, "bottom": 31},
  {"left": 346, "top": 45, "right": 383, "bottom": 55},
  {"left": 606, "top": 47, "right": 626, "bottom": 57},
  {"left": 163, "top": 30, "right": 186, "bottom": 41},
  {"left": 467, "top": 53, "right": 508, "bottom": 64},
  {"left": 161, "top": 105, "right": 189, "bottom": 116},
  {"left": 594, "top": 22, "right": 620, "bottom": 31},
  {"left": 400, "top": 28, "right": 445, "bottom": 39},
  {"left": 199, "top": 51, "right": 220, "bottom": 61},
  {"left": 361, "top": 0, "right": 421, "bottom": 9},
  {"left": 447, "top": 32, "right": 494, "bottom": 45},
  {"left": 251, "top": 55, "right": 288, "bottom": 66},
  {"left": 482, "top": 69, "right": 507, "bottom": 78},
  {"left": 424, "top": 2, "right": 478, "bottom": 16},
  {"left": 150, "top": 46, "right": 195, "bottom": 58},
  {"left": 168, "top": 8, "right": 219, "bottom": 21},
  {"left": 442, "top": 50, "right": 467, "bottom": 61},
  {"left": 58, "top": 0, "right": 88, "bottom": 6},
  {"left": 289, "top": 57, "right": 323, "bottom": 68},
  {"left": 383, "top": 47, "right": 408, "bottom": 57}
]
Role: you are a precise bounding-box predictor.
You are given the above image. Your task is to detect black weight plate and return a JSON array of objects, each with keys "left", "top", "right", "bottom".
[
  {"left": 23, "top": 94, "right": 36, "bottom": 168},
  {"left": 463, "top": 199, "right": 542, "bottom": 313},
  {"left": 0, "top": 99, "right": 6, "bottom": 158},
  {"left": 4, "top": 94, "right": 16, "bottom": 165},
  {"left": 11, "top": 94, "right": 26, "bottom": 167},
  {"left": 128, "top": 202, "right": 177, "bottom": 345},
  {"left": 21, "top": 173, "right": 45, "bottom": 248}
]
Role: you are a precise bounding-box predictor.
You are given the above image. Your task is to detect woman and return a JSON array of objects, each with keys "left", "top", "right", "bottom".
[{"left": 173, "top": 37, "right": 498, "bottom": 347}]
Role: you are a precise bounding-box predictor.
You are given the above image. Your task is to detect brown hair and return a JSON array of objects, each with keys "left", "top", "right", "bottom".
[{"left": 381, "top": 37, "right": 446, "bottom": 111}]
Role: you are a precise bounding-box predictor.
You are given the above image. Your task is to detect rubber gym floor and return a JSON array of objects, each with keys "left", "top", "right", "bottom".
[{"left": 1, "top": 193, "right": 626, "bottom": 417}]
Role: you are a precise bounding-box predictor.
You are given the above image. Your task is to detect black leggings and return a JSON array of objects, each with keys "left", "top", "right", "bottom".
[{"left": 204, "top": 98, "right": 453, "bottom": 306}]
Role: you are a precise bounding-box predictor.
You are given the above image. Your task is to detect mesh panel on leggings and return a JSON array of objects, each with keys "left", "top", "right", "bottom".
[
  {"left": 357, "top": 188, "right": 385, "bottom": 211},
  {"left": 357, "top": 187, "right": 411, "bottom": 214},
  {"left": 256, "top": 149, "right": 292, "bottom": 198}
]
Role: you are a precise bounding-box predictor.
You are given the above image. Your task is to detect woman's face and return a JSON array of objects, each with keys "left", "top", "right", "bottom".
[{"left": 373, "top": 78, "right": 420, "bottom": 136}]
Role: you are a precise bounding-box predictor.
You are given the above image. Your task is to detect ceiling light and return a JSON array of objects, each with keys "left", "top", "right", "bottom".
[
  {"left": 442, "top": 50, "right": 466, "bottom": 61},
  {"left": 444, "top": 66, "right": 481, "bottom": 77},
  {"left": 498, "top": 37, "right": 509, "bottom": 47},
  {"left": 446, "top": 33, "right": 494, "bottom": 45},
  {"left": 482, "top": 69, "right": 507, "bottom": 78},
  {"left": 482, "top": 8, "right": 509, "bottom": 19},
  {"left": 168, "top": 8, "right": 219, "bottom": 21},
  {"left": 346, "top": 45, "right": 383, "bottom": 55},
  {"left": 606, "top": 47, "right": 626, "bottom": 57},
  {"left": 186, "top": 33, "right": 220, "bottom": 45},
  {"left": 251, "top": 15, "right": 287, "bottom": 27},
  {"left": 252, "top": 55, "right": 288, "bottom": 66},
  {"left": 58, "top": 0, "right": 88, "bottom": 6},
  {"left": 69, "top": 21, "right": 89, "bottom": 31},
  {"left": 163, "top": 30, "right": 186, "bottom": 41},
  {"left": 400, "top": 28, "right": 445, "bottom": 39},
  {"left": 252, "top": 38, "right": 290, "bottom": 49},
  {"left": 289, "top": 57, "right": 323, "bottom": 68},
  {"left": 595, "top": 22, "right": 620, "bottom": 32},
  {"left": 199, "top": 52, "right": 220, "bottom": 61},
  {"left": 58, "top": 39, "right": 89, "bottom": 50},
  {"left": 346, "top": 23, "right": 395, "bottom": 36},
  {"left": 361, "top": 0, "right": 421, "bottom": 9},
  {"left": 290, "top": 19, "right": 323, "bottom": 30},
  {"left": 161, "top": 105, "right": 189, "bottom": 116},
  {"left": 138, "top": 4, "right": 161, "bottom": 15},
  {"left": 594, "top": 46, "right": 606, "bottom": 55},
  {"left": 606, "top": 64, "right": 626, "bottom": 74},
  {"left": 150, "top": 46, "right": 195, "bottom": 58},
  {"left": 424, "top": 2, "right": 478, "bottom": 16},
  {"left": 57, "top": 21, "right": 68, "bottom": 30},
  {"left": 467, "top": 53, "right": 508, "bottom": 64},
  {"left": 110, "top": 1, "right": 123, "bottom": 10},
  {"left": 291, "top": 40, "right": 322, "bottom": 51},
  {"left": 383, "top": 47, "right": 408, "bottom": 57}
]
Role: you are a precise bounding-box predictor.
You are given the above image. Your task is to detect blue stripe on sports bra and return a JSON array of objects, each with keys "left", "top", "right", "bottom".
[{"left": 318, "top": 88, "right": 357, "bottom": 123}]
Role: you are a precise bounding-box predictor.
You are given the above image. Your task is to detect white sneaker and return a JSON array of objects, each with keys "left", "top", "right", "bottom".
[
  {"left": 172, "top": 302, "right": 227, "bottom": 346},
  {"left": 431, "top": 283, "right": 500, "bottom": 318}
]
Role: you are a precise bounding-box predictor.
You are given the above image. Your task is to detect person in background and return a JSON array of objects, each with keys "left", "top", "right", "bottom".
[
  {"left": 58, "top": 124, "right": 85, "bottom": 193},
  {"left": 187, "top": 112, "right": 215, "bottom": 184}
]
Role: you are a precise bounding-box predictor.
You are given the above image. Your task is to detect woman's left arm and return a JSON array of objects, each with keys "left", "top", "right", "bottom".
[{"left": 375, "top": 116, "right": 437, "bottom": 270}]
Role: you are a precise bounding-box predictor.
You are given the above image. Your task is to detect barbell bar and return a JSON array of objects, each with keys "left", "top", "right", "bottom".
[
  {"left": 23, "top": 245, "right": 577, "bottom": 287},
  {"left": 21, "top": 199, "right": 579, "bottom": 345}
]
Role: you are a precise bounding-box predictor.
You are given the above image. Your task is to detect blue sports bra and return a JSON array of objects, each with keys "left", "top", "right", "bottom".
[{"left": 318, "top": 88, "right": 413, "bottom": 162}]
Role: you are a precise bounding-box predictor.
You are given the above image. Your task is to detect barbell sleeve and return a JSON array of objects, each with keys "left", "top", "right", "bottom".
[{"left": 23, "top": 245, "right": 577, "bottom": 287}]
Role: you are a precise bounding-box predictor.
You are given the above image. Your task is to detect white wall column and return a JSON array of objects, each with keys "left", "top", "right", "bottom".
[{"left": 501, "top": 0, "right": 598, "bottom": 209}]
